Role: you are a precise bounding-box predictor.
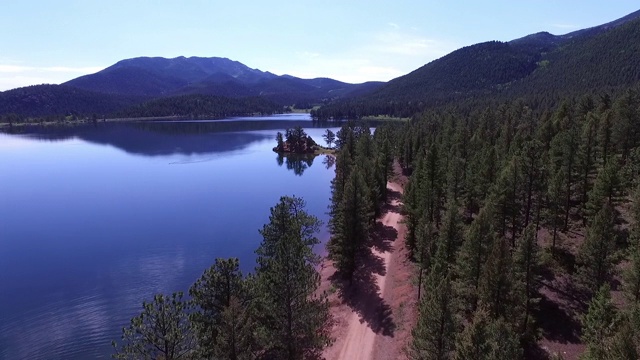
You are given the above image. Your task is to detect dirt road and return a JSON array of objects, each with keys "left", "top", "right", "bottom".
[{"left": 323, "top": 181, "right": 411, "bottom": 360}]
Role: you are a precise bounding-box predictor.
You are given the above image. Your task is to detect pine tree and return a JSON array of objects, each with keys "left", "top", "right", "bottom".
[
  {"left": 514, "top": 224, "right": 542, "bottom": 340},
  {"left": 455, "top": 203, "right": 496, "bottom": 314},
  {"left": 549, "top": 126, "right": 579, "bottom": 231},
  {"left": 519, "top": 139, "right": 545, "bottom": 231},
  {"left": 580, "top": 284, "right": 619, "bottom": 360},
  {"left": 189, "top": 258, "right": 254, "bottom": 359},
  {"left": 356, "top": 134, "right": 381, "bottom": 217},
  {"left": 415, "top": 215, "right": 437, "bottom": 299},
  {"left": 625, "top": 182, "right": 640, "bottom": 305},
  {"left": 454, "top": 307, "right": 492, "bottom": 360},
  {"left": 454, "top": 307, "right": 522, "bottom": 360},
  {"left": 576, "top": 203, "right": 618, "bottom": 294},
  {"left": 327, "top": 165, "right": 373, "bottom": 281},
  {"left": 486, "top": 317, "right": 522, "bottom": 360},
  {"left": 577, "top": 113, "right": 598, "bottom": 211},
  {"left": 597, "top": 109, "right": 613, "bottom": 165},
  {"left": 255, "top": 196, "right": 332, "bottom": 359},
  {"left": 583, "top": 160, "right": 621, "bottom": 225},
  {"left": 374, "top": 129, "right": 393, "bottom": 202},
  {"left": 438, "top": 198, "right": 464, "bottom": 266},
  {"left": 478, "top": 236, "right": 518, "bottom": 322},
  {"left": 606, "top": 318, "right": 639, "bottom": 360},
  {"left": 546, "top": 161, "right": 566, "bottom": 255},
  {"left": 490, "top": 154, "right": 523, "bottom": 246},
  {"left": 112, "top": 292, "right": 197, "bottom": 360},
  {"left": 423, "top": 143, "right": 444, "bottom": 226},
  {"left": 213, "top": 295, "right": 258, "bottom": 360},
  {"left": 404, "top": 153, "right": 427, "bottom": 253},
  {"left": 410, "top": 248, "right": 458, "bottom": 360},
  {"left": 328, "top": 146, "right": 353, "bottom": 242}
]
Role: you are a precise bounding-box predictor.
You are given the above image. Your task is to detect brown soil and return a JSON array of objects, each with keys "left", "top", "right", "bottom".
[{"left": 320, "top": 163, "right": 418, "bottom": 360}]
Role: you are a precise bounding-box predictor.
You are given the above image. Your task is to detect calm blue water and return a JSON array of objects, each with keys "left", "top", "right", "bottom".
[{"left": 0, "top": 114, "right": 338, "bottom": 359}]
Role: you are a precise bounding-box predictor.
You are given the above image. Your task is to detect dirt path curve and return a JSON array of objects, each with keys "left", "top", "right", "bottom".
[{"left": 324, "top": 181, "right": 405, "bottom": 360}]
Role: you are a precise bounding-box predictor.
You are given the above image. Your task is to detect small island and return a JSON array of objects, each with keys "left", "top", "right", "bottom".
[{"left": 274, "top": 126, "right": 334, "bottom": 155}]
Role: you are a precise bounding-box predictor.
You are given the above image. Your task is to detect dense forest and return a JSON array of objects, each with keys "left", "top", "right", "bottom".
[{"left": 394, "top": 90, "right": 640, "bottom": 359}]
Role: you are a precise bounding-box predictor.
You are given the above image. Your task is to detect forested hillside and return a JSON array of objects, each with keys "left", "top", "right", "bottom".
[
  {"left": 0, "top": 84, "right": 141, "bottom": 118},
  {"left": 113, "top": 94, "right": 281, "bottom": 119},
  {"left": 313, "top": 14, "right": 640, "bottom": 119}
]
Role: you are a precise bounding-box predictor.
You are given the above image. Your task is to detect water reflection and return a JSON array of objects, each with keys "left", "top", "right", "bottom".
[
  {"left": 0, "top": 114, "right": 339, "bottom": 359},
  {"left": 276, "top": 153, "right": 317, "bottom": 176},
  {"left": 322, "top": 154, "right": 336, "bottom": 169}
]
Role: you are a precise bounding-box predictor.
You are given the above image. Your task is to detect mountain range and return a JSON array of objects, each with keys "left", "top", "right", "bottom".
[{"left": 2, "top": 9, "right": 640, "bottom": 119}]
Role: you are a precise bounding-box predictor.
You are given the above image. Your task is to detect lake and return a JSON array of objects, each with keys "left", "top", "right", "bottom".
[{"left": 0, "top": 114, "right": 338, "bottom": 359}]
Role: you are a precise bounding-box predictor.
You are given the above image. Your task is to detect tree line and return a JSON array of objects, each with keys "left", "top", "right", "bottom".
[{"left": 325, "top": 122, "right": 393, "bottom": 281}]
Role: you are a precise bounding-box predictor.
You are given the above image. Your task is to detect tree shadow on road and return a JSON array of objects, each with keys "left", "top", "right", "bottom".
[
  {"left": 329, "top": 215, "right": 398, "bottom": 337},
  {"left": 380, "top": 188, "right": 403, "bottom": 215}
]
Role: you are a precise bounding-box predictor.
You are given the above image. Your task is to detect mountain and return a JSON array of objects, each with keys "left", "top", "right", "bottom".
[
  {"left": 314, "top": 9, "right": 640, "bottom": 119},
  {"left": 64, "top": 56, "right": 382, "bottom": 106},
  {"left": 65, "top": 56, "right": 278, "bottom": 97},
  {"left": 0, "top": 56, "right": 383, "bottom": 118}
]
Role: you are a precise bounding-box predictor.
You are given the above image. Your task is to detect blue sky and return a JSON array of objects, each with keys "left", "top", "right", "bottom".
[{"left": 0, "top": 1, "right": 638, "bottom": 91}]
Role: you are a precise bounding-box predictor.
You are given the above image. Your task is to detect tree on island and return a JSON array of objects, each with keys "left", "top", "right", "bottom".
[
  {"left": 323, "top": 129, "right": 336, "bottom": 149},
  {"left": 275, "top": 126, "right": 318, "bottom": 154}
]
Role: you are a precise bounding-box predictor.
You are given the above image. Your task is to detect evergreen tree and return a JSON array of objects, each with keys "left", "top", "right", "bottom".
[
  {"left": 322, "top": 129, "right": 336, "bottom": 149},
  {"left": 328, "top": 146, "right": 353, "bottom": 238},
  {"left": 490, "top": 155, "right": 523, "bottom": 246},
  {"left": 576, "top": 203, "right": 618, "bottom": 294},
  {"left": 519, "top": 139, "right": 545, "bottom": 231},
  {"left": 356, "top": 134, "right": 381, "bottom": 217},
  {"left": 549, "top": 126, "right": 579, "bottom": 231},
  {"left": 607, "top": 318, "right": 639, "bottom": 360},
  {"left": 454, "top": 307, "right": 492, "bottom": 360},
  {"left": 189, "top": 258, "right": 254, "bottom": 359},
  {"left": 583, "top": 160, "right": 621, "bottom": 225},
  {"left": 404, "top": 153, "right": 427, "bottom": 252},
  {"left": 374, "top": 129, "right": 394, "bottom": 201},
  {"left": 478, "top": 236, "right": 519, "bottom": 322},
  {"left": 438, "top": 198, "right": 464, "bottom": 266},
  {"left": 546, "top": 160, "right": 566, "bottom": 255},
  {"left": 486, "top": 317, "right": 522, "bottom": 360},
  {"left": 580, "top": 284, "right": 619, "bottom": 360},
  {"left": 624, "top": 240, "right": 640, "bottom": 305},
  {"left": 113, "top": 292, "right": 196, "bottom": 360},
  {"left": 455, "top": 203, "right": 496, "bottom": 314},
  {"left": 410, "top": 248, "right": 458, "bottom": 360},
  {"left": 625, "top": 182, "right": 640, "bottom": 305},
  {"left": 415, "top": 215, "right": 437, "bottom": 299},
  {"left": 597, "top": 109, "right": 613, "bottom": 165},
  {"left": 328, "top": 165, "right": 373, "bottom": 281},
  {"left": 454, "top": 307, "right": 521, "bottom": 360},
  {"left": 577, "top": 112, "right": 598, "bottom": 211},
  {"left": 254, "top": 196, "right": 332, "bottom": 359},
  {"left": 514, "top": 224, "right": 542, "bottom": 340}
]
